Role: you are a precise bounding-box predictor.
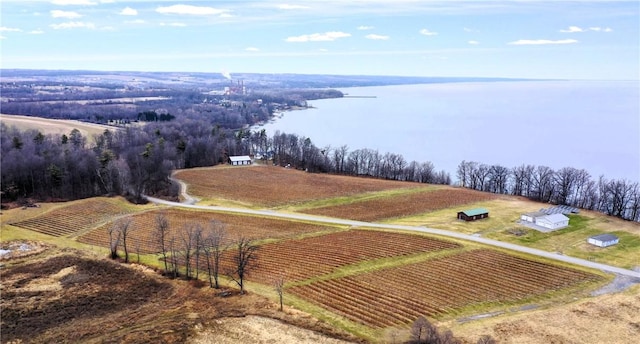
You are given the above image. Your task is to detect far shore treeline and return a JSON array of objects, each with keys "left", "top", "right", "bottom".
[{"left": 1, "top": 117, "right": 638, "bottom": 222}]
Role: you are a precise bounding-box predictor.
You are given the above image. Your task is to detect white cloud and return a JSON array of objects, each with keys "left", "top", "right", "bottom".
[
  {"left": 119, "top": 7, "right": 138, "bottom": 16},
  {"left": 156, "top": 5, "right": 229, "bottom": 16},
  {"left": 51, "top": 10, "right": 82, "bottom": 19},
  {"left": 358, "top": 26, "right": 374, "bottom": 30},
  {"left": 365, "top": 34, "right": 389, "bottom": 40},
  {"left": 589, "top": 26, "right": 613, "bottom": 32},
  {"left": 463, "top": 27, "right": 478, "bottom": 33},
  {"left": 50, "top": 21, "right": 96, "bottom": 30},
  {"left": 286, "top": 31, "right": 351, "bottom": 42},
  {"left": 126, "top": 19, "right": 146, "bottom": 24},
  {"left": 51, "top": 0, "right": 97, "bottom": 5},
  {"left": 560, "top": 26, "right": 613, "bottom": 33},
  {"left": 0, "top": 27, "right": 22, "bottom": 32},
  {"left": 245, "top": 47, "right": 260, "bottom": 52},
  {"left": 509, "top": 39, "right": 578, "bottom": 45},
  {"left": 419, "top": 29, "right": 438, "bottom": 36},
  {"left": 160, "top": 22, "right": 188, "bottom": 27},
  {"left": 468, "top": 40, "right": 479, "bottom": 45},
  {"left": 278, "top": 4, "right": 310, "bottom": 10},
  {"left": 30, "top": 29, "right": 45, "bottom": 34}
]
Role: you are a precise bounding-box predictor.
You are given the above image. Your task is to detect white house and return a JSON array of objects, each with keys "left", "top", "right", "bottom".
[
  {"left": 535, "top": 213, "right": 569, "bottom": 230},
  {"left": 588, "top": 234, "right": 619, "bottom": 248},
  {"left": 228, "top": 155, "right": 252, "bottom": 166}
]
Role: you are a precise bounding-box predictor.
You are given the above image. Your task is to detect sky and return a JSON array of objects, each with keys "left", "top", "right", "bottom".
[{"left": 1, "top": 1, "right": 638, "bottom": 80}]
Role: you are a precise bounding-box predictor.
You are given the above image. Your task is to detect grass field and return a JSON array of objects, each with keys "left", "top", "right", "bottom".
[{"left": 1, "top": 113, "right": 116, "bottom": 140}]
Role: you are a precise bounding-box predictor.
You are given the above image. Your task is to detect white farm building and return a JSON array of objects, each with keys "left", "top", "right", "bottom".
[
  {"left": 228, "top": 155, "right": 252, "bottom": 166},
  {"left": 534, "top": 213, "right": 570, "bottom": 230},
  {"left": 588, "top": 234, "right": 619, "bottom": 248}
]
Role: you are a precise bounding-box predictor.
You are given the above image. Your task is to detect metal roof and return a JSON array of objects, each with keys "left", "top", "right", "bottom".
[
  {"left": 459, "top": 208, "right": 489, "bottom": 216},
  {"left": 229, "top": 155, "right": 251, "bottom": 162},
  {"left": 538, "top": 213, "right": 569, "bottom": 223},
  {"left": 590, "top": 233, "right": 619, "bottom": 242}
]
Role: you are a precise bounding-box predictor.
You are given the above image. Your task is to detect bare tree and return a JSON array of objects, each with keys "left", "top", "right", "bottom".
[
  {"left": 273, "top": 275, "right": 285, "bottom": 311},
  {"left": 410, "top": 316, "right": 438, "bottom": 344},
  {"left": 227, "top": 237, "right": 259, "bottom": 294},
  {"left": 107, "top": 222, "right": 121, "bottom": 259},
  {"left": 203, "top": 220, "right": 228, "bottom": 289},
  {"left": 116, "top": 218, "right": 134, "bottom": 263},
  {"left": 180, "top": 223, "right": 199, "bottom": 279},
  {"left": 155, "top": 211, "right": 170, "bottom": 274}
]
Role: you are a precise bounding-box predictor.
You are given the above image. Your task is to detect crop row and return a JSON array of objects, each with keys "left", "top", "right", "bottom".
[
  {"left": 302, "top": 188, "right": 498, "bottom": 221},
  {"left": 11, "top": 198, "right": 134, "bottom": 237},
  {"left": 288, "top": 249, "right": 601, "bottom": 328}
]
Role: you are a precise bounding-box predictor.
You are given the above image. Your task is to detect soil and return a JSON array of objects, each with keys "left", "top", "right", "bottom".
[{"left": 0, "top": 241, "right": 362, "bottom": 344}]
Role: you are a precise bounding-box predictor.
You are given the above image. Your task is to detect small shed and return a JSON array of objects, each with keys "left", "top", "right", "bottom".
[
  {"left": 457, "top": 208, "right": 489, "bottom": 221},
  {"left": 588, "top": 234, "right": 619, "bottom": 248},
  {"left": 535, "top": 213, "right": 569, "bottom": 230},
  {"left": 228, "top": 155, "right": 252, "bottom": 166}
]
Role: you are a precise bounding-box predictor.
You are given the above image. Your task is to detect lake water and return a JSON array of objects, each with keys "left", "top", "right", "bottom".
[{"left": 260, "top": 81, "right": 639, "bottom": 182}]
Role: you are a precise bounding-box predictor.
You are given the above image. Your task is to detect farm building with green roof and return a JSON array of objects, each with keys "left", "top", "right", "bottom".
[{"left": 457, "top": 208, "right": 489, "bottom": 221}]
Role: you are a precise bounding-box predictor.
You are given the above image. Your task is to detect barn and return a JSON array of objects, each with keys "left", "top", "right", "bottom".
[
  {"left": 535, "top": 213, "right": 569, "bottom": 230},
  {"left": 457, "top": 208, "right": 489, "bottom": 221},
  {"left": 588, "top": 234, "right": 619, "bottom": 248},
  {"left": 228, "top": 155, "right": 252, "bottom": 166}
]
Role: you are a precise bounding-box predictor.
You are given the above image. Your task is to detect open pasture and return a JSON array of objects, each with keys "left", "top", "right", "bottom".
[
  {"left": 301, "top": 188, "right": 498, "bottom": 222},
  {"left": 288, "top": 249, "right": 603, "bottom": 329},
  {"left": 235, "top": 229, "right": 461, "bottom": 284},
  {"left": 173, "top": 165, "right": 420, "bottom": 207},
  {"left": 78, "top": 208, "right": 339, "bottom": 254},
  {"left": 9, "top": 197, "right": 137, "bottom": 237}
]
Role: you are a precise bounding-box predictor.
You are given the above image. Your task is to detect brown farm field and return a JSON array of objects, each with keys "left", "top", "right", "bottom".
[
  {"left": 2, "top": 165, "right": 638, "bottom": 344},
  {"left": 173, "top": 165, "right": 427, "bottom": 208}
]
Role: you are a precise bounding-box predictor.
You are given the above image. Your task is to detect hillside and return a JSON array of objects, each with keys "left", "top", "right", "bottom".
[{"left": 2, "top": 165, "right": 639, "bottom": 343}]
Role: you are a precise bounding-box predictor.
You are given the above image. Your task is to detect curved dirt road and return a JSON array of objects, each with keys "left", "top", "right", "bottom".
[{"left": 145, "top": 195, "right": 640, "bottom": 279}]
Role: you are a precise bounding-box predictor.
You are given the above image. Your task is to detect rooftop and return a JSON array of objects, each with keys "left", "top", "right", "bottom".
[{"left": 459, "top": 208, "right": 489, "bottom": 217}]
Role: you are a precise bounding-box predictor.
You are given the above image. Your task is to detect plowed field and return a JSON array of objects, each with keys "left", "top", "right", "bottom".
[
  {"left": 302, "top": 188, "right": 498, "bottom": 221},
  {"left": 10, "top": 197, "right": 136, "bottom": 237},
  {"left": 173, "top": 165, "right": 419, "bottom": 207},
  {"left": 233, "top": 229, "right": 461, "bottom": 283},
  {"left": 78, "top": 208, "right": 338, "bottom": 254},
  {"left": 288, "top": 249, "right": 602, "bottom": 328}
]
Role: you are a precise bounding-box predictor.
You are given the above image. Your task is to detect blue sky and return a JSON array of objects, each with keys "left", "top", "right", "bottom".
[{"left": 1, "top": 1, "right": 638, "bottom": 79}]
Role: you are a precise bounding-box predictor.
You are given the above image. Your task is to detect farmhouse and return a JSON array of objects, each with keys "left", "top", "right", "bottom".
[
  {"left": 457, "top": 208, "right": 489, "bottom": 221},
  {"left": 588, "top": 234, "right": 619, "bottom": 248},
  {"left": 535, "top": 213, "right": 569, "bottom": 230},
  {"left": 228, "top": 155, "right": 252, "bottom": 166},
  {"left": 520, "top": 211, "right": 547, "bottom": 223}
]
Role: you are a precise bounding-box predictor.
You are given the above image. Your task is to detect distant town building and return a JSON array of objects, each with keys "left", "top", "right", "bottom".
[
  {"left": 457, "top": 208, "right": 489, "bottom": 221},
  {"left": 228, "top": 155, "right": 252, "bottom": 166},
  {"left": 588, "top": 234, "right": 619, "bottom": 248}
]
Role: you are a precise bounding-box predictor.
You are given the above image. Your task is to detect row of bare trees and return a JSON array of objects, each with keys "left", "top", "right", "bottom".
[
  {"left": 108, "top": 212, "right": 258, "bottom": 294},
  {"left": 262, "top": 131, "right": 451, "bottom": 184},
  {"left": 457, "top": 160, "right": 640, "bottom": 221}
]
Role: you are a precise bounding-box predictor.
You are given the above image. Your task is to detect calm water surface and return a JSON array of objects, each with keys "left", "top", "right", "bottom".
[{"left": 260, "top": 81, "right": 639, "bottom": 182}]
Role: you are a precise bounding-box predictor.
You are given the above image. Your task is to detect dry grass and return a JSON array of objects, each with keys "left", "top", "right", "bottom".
[
  {"left": 1, "top": 113, "right": 115, "bottom": 140},
  {"left": 447, "top": 284, "right": 640, "bottom": 344}
]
